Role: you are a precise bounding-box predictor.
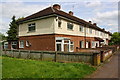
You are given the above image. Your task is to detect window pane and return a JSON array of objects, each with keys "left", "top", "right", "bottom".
[
  {"left": 80, "top": 41, "right": 84, "bottom": 48},
  {"left": 20, "top": 41, "right": 24, "bottom": 48},
  {"left": 64, "top": 40, "right": 69, "bottom": 43},
  {"left": 56, "top": 40, "right": 62, "bottom": 42},
  {"left": 58, "top": 21, "right": 61, "bottom": 28},
  {"left": 67, "top": 23, "right": 73, "bottom": 30},
  {"left": 89, "top": 28, "right": 92, "bottom": 34},
  {"left": 64, "top": 44, "right": 69, "bottom": 52},
  {"left": 28, "top": 23, "right": 36, "bottom": 32},
  {"left": 26, "top": 41, "right": 29, "bottom": 46},
  {"left": 70, "top": 45, "right": 74, "bottom": 51},
  {"left": 57, "top": 44, "right": 61, "bottom": 51},
  {"left": 80, "top": 26, "right": 84, "bottom": 32}
]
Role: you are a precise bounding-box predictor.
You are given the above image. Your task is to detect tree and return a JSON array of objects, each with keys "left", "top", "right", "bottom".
[
  {"left": 6, "top": 16, "right": 18, "bottom": 41},
  {"left": 110, "top": 32, "right": 120, "bottom": 45},
  {"left": 0, "top": 33, "right": 6, "bottom": 41}
]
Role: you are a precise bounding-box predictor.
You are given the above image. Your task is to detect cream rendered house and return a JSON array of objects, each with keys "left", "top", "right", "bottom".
[{"left": 18, "top": 4, "right": 112, "bottom": 52}]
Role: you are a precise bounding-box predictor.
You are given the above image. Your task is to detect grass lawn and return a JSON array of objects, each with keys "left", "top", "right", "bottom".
[{"left": 2, "top": 56, "right": 96, "bottom": 78}]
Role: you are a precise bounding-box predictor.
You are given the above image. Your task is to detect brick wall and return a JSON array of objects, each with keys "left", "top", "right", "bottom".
[
  {"left": 19, "top": 34, "right": 55, "bottom": 51},
  {"left": 55, "top": 34, "right": 95, "bottom": 52},
  {"left": 18, "top": 34, "right": 99, "bottom": 52}
]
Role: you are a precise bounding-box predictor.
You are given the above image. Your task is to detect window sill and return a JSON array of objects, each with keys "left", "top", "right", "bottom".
[
  {"left": 27, "top": 30, "right": 36, "bottom": 33},
  {"left": 58, "top": 27, "right": 62, "bottom": 29},
  {"left": 67, "top": 29, "right": 73, "bottom": 31},
  {"left": 80, "top": 31, "right": 84, "bottom": 33},
  {"left": 19, "top": 47, "right": 24, "bottom": 48}
]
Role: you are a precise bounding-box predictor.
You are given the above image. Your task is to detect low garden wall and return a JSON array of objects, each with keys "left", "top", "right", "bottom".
[
  {"left": 2, "top": 45, "right": 118, "bottom": 66},
  {"left": 76, "top": 45, "right": 119, "bottom": 63},
  {"left": 2, "top": 50, "right": 100, "bottom": 66}
]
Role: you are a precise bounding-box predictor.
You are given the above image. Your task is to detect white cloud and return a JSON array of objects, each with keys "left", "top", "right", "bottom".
[
  {"left": 2, "top": 0, "right": 120, "bottom": 2},
  {"left": 2, "top": 2, "right": 49, "bottom": 19},
  {"left": 1, "top": 2, "right": 49, "bottom": 35},
  {"left": 0, "top": 1, "right": 118, "bottom": 35},
  {"left": 91, "top": 10, "right": 118, "bottom": 32},
  {"left": 86, "top": 1, "right": 101, "bottom": 7}
]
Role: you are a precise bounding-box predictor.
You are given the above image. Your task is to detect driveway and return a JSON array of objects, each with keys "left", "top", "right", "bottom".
[{"left": 88, "top": 49, "right": 119, "bottom": 78}]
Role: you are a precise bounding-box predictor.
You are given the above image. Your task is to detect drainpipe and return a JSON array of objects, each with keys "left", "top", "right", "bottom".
[
  {"left": 84, "top": 25, "right": 87, "bottom": 48},
  {"left": 53, "top": 16, "right": 57, "bottom": 51}
]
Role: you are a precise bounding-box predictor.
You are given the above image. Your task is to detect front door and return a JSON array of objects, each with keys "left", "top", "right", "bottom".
[
  {"left": 56, "top": 43, "right": 62, "bottom": 51},
  {"left": 64, "top": 44, "right": 69, "bottom": 52}
]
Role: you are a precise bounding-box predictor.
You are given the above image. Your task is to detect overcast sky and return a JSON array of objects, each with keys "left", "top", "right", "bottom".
[{"left": 0, "top": 0, "right": 119, "bottom": 35}]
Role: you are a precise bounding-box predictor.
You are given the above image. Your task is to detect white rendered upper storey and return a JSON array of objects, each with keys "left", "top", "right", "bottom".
[{"left": 18, "top": 4, "right": 112, "bottom": 40}]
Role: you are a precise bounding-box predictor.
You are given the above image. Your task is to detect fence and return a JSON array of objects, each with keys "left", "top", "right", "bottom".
[
  {"left": 2, "top": 45, "right": 117, "bottom": 66},
  {"left": 76, "top": 47, "right": 116, "bottom": 63},
  {"left": 2, "top": 49, "right": 101, "bottom": 66},
  {"left": 100, "top": 50, "right": 113, "bottom": 62}
]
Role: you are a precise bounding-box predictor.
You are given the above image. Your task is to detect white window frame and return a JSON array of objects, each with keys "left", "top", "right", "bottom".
[
  {"left": 11, "top": 41, "right": 17, "bottom": 49},
  {"left": 55, "top": 38, "right": 74, "bottom": 52},
  {"left": 56, "top": 40, "right": 63, "bottom": 51},
  {"left": 95, "top": 30, "right": 97, "bottom": 35},
  {"left": 67, "top": 22, "right": 73, "bottom": 30},
  {"left": 91, "top": 41, "right": 95, "bottom": 48},
  {"left": 4, "top": 42, "right": 8, "bottom": 49},
  {"left": 86, "top": 28, "right": 88, "bottom": 33},
  {"left": 11, "top": 42, "right": 17, "bottom": 45},
  {"left": 70, "top": 41, "right": 74, "bottom": 52},
  {"left": 26, "top": 41, "right": 29, "bottom": 47},
  {"left": 19, "top": 41, "right": 24, "bottom": 48},
  {"left": 79, "top": 25, "right": 84, "bottom": 32},
  {"left": 89, "top": 28, "right": 92, "bottom": 34},
  {"left": 28, "top": 23, "right": 36, "bottom": 32},
  {"left": 80, "top": 41, "right": 84, "bottom": 48},
  {"left": 58, "top": 19, "right": 62, "bottom": 28}
]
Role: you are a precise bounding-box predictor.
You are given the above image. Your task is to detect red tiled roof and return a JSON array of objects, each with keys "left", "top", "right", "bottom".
[{"left": 18, "top": 6, "right": 112, "bottom": 35}]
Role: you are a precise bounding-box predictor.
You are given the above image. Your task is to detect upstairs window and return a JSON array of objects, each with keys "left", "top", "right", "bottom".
[
  {"left": 86, "top": 28, "right": 88, "bottom": 33},
  {"left": 99, "top": 32, "right": 101, "bottom": 36},
  {"left": 100, "top": 32, "right": 102, "bottom": 36},
  {"left": 89, "top": 28, "right": 92, "bottom": 34},
  {"left": 95, "top": 30, "right": 96, "bottom": 35},
  {"left": 96, "top": 31, "right": 99, "bottom": 35},
  {"left": 28, "top": 23, "right": 36, "bottom": 32},
  {"left": 67, "top": 22, "right": 73, "bottom": 30},
  {"left": 79, "top": 25, "right": 84, "bottom": 32},
  {"left": 58, "top": 19, "right": 62, "bottom": 28}
]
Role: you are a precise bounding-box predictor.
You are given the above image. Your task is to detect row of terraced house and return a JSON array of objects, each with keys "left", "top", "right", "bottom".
[{"left": 5, "top": 4, "right": 112, "bottom": 52}]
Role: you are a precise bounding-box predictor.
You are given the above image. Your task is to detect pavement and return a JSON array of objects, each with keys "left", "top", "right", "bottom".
[{"left": 87, "top": 49, "right": 120, "bottom": 78}]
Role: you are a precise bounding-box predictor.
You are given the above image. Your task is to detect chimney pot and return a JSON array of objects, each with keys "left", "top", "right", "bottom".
[
  {"left": 53, "top": 4, "right": 61, "bottom": 10},
  {"left": 93, "top": 23, "right": 97, "bottom": 26},
  {"left": 69, "top": 11, "right": 73, "bottom": 16},
  {"left": 89, "top": 21, "right": 92, "bottom": 24}
]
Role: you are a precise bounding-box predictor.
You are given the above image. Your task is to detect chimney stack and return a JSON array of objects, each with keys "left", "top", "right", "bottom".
[
  {"left": 93, "top": 23, "right": 97, "bottom": 26},
  {"left": 89, "top": 21, "right": 92, "bottom": 24},
  {"left": 53, "top": 4, "right": 61, "bottom": 10},
  {"left": 69, "top": 11, "right": 73, "bottom": 16}
]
